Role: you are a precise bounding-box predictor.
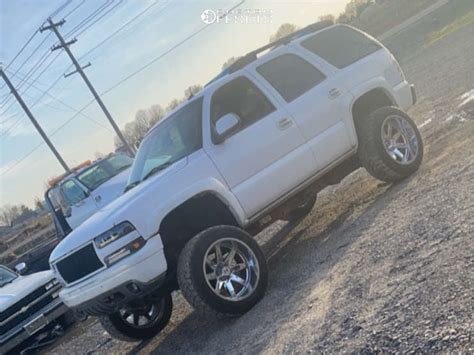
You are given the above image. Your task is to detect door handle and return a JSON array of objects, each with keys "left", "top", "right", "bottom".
[
  {"left": 277, "top": 117, "right": 293, "bottom": 130},
  {"left": 95, "top": 195, "right": 102, "bottom": 203},
  {"left": 329, "top": 88, "right": 341, "bottom": 99}
]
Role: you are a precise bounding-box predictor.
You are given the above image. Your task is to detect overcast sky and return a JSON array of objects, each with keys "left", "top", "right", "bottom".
[{"left": 0, "top": 0, "right": 348, "bottom": 207}]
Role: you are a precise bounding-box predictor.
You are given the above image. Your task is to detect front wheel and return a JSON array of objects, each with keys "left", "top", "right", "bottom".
[
  {"left": 177, "top": 226, "right": 268, "bottom": 317},
  {"left": 358, "top": 106, "right": 424, "bottom": 182},
  {"left": 99, "top": 294, "right": 172, "bottom": 342}
]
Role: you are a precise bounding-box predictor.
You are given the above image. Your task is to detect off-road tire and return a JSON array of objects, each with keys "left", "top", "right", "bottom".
[
  {"left": 358, "top": 106, "right": 423, "bottom": 182},
  {"left": 177, "top": 225, "right": 268, "bottom": 317},
  {"left": 98, "top": 293, "right": 173, "bottom": 342}
]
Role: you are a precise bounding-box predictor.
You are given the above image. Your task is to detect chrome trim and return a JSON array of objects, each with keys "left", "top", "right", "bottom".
[{"left": 0, "top": 284, "right": 61, "bottom": 327}]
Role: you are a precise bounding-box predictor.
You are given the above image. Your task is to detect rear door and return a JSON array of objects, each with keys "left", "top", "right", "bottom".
[
  {"left": 251, "top": 48, "right": 357, "bottom": 171},
  {"left": 203, "top": 74, "right": 316, "bottom": 217}
]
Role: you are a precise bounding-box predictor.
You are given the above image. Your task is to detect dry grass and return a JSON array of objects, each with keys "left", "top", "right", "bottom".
[{"left": 426, "top": 10, "right": 474, "bottom": 46}]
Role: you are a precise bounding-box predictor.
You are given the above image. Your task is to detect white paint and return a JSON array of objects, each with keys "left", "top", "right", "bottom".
[
  {"left": 50, "top": 26, "right": 418, "bottom": 312},
  {"left": 459, "top": 89, "right": 474, "bottom": 107},
  {"left": 419, "top": 118, "right": 433, "bottom": 128}
]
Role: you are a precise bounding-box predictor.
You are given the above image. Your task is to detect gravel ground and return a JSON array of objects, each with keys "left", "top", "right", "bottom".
[{"left": 45, "top": 20, "right": 474, "bottom": 355}]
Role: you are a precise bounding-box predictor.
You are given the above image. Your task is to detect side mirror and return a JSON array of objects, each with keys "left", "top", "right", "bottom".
[
  {"left": 214, "top": 113, "right": 241, "bottom": 144},
  {"left": 15, "top": 262, "right": 28, "bottom": 275}
]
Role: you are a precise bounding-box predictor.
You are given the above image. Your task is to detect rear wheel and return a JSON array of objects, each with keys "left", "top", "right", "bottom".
[
  {"left": 177, "top": 226, "right": 268, "bottom": 317},
  {"left": 358, "top": 106, "right": 423, "bottom": 182},
  {"left": 99, "top": 294, "right": 172, "bottom": 342}
]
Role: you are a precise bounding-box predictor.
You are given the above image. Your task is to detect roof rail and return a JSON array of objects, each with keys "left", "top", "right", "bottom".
[{"left": 227, "top": 20, "right": 334, "bottom": 74}]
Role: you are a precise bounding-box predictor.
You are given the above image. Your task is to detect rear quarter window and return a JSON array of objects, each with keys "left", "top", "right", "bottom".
[{"left": 301, "top": 25, "right": 382, "bottom": 69}]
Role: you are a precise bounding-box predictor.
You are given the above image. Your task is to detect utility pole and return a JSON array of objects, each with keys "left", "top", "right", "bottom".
[
  {"left": 0, "top": 67, "right": 71, "bottom": 173},
  {"left": 40, "top": 18, "right": 134, "bottom": 156}
]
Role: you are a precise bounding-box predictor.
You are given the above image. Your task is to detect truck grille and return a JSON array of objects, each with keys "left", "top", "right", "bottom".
[
  {"left": 56, "top": 243, "right": 103, "bottom": 284},
  {"left": 0, "top": 281, "right": 60, "bottom": 336}
]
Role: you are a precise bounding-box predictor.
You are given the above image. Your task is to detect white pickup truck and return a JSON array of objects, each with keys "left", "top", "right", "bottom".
[
  {"left": 50, "top": 22, "right": 423, "bottom": 341},
  {"left": 45, "top": 152, "right": 133, "bottom": 237},
  {"left": 0, "top": 265, "right": 69, "bottom": 353}
]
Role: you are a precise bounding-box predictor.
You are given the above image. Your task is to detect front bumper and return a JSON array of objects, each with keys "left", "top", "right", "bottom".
[
  {"left": 59, "top": 235, "right": 168, "bottom": 310},
  {"left": 74, "top": 274, "right": 167, "bottom": 316},
  {"left": 0, "top": 299, "right": 69, "bottom": 354}
]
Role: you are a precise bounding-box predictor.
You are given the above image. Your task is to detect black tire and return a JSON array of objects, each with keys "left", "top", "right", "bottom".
[
  {"left": 177, "top": 225, "right": 268, "bottom": 317},
  {"left": 357, "top": 106, "right": 424, "bottom": 182},
  {"left": 287, "top": 194, "right": 317, "bottom": 221},
  {"left": 98, "top": 294, "right": 172, "bottom": 342}
]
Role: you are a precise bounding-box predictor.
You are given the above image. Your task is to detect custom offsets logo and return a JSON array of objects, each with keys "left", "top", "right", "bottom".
[{"left": 201, "top": 8, "right": 272, "bottom": 25}]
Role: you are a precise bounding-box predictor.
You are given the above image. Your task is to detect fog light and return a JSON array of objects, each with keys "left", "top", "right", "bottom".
[{"left": 105, "top": 237, "right": 146, "bottom": 266}]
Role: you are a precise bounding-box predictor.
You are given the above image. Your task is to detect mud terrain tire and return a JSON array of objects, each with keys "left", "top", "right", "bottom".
[
  {"left": 358, "top": 106, "right": 423, "bottom": 182},
  {"left": 178, "top": 226, "right": 268, "bottom": 317}
]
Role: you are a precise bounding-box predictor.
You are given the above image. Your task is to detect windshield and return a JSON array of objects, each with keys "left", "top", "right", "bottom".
[
  {"left": 127, "top": 98, "right": 203, "bottom": 186},
  {"left": 0, "top": 267, "right": 17, "bottom": 287},
  {"left": 76, "top": 153, "right": 133, "bottom": 191}
]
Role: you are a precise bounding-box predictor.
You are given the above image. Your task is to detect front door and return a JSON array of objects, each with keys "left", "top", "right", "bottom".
[{"left": 204, "top": 74, "right": 316, "bottom": 217}]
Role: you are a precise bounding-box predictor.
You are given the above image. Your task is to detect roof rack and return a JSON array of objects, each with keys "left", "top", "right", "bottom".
[{"left": 226, "top": 20, "right": 334, "bottom": 74}]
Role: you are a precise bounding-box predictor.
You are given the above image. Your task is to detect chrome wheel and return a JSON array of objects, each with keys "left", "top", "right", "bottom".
[
  {"left": 203, "top": 238, "right": 260, "bottom": 302},
  {"left": 381, "top": 115, "right": 419, "bottom": 165},
  {"left": 118, "top": 298, "right": 165, "bottom": 329}
]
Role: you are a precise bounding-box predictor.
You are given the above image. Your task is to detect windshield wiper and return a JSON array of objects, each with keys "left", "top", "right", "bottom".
[{"left": 142, "top": 162, "right": 174, "bottom": 181}]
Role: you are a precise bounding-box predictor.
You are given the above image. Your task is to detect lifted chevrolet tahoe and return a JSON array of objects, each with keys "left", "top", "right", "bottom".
[{"left": 49, "top": 22, "right": 423, "bottom": 341}]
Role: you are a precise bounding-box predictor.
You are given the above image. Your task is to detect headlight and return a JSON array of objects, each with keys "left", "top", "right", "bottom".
[
  {"left": 94, "top": 221, "right": 136, "bottom": 249},
  {"left": 105, "top": 237, "right": 146, "bottom": 266}
]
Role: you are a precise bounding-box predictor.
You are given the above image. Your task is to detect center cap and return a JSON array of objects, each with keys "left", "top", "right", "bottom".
[{"left": 222, "top": 266, "right": 231, "bottom": 276}]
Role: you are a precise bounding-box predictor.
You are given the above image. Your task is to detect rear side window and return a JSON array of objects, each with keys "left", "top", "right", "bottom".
[
  {"left": 301, "top": 26, "right": 382, "bottom": 69},
  {"left": 257, "top": 54, "right": 326, "bottom": 102}
]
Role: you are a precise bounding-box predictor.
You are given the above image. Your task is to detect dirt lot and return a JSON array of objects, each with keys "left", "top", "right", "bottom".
[{"left": 46, "top": 15, "right": 474, "bottom": 355}]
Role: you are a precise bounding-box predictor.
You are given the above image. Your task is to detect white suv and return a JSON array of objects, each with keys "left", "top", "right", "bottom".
[{"left": 49, "top": 22, "right": 423, "bottom": 341}]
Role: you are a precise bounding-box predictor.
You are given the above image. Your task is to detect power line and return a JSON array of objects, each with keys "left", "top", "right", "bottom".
[
  {"left": 101, "top": 0, "right": 245, "bottom": 97},
  {"left": 78, "top": 0, "right": 163, "bottom": 62},
  {"left": 71, "top": 0, "right": 125, "bottom": 39},
  {"left": 1, "top": 0, "right": 246, "bottom": 177},
  {"left": 5, "top": 68, "right": 113, "bottom": 132},
  {"left": 64, "top": 0, "right": 114, "bottom": 38}
]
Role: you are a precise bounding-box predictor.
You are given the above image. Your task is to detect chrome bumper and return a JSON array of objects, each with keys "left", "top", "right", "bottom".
[{"left": 0, "top": 298, "right": 69, "bottom": 354}]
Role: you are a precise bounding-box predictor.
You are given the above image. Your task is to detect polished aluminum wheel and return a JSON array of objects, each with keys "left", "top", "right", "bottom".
[
  {"left": 118, "top": 298, "right": 165, "bottom": 329},
  {"left": 203, "top": 238, "right": 260, "bottom": 302},
  {"left": 381, "top": 115, "right": 419, "bottom": 165}
]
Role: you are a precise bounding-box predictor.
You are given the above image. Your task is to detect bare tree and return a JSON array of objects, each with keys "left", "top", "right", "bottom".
[
  {"left": 319, "top": 14, "right": 336, "bottom": 23},
  {"left": 269, "top": 23, "right": 298, "bottom": 43},
  {"left": 184, "top": 84, "right": 203, "bottom": 99},
  {"left": 33, "top": 197, "right": 45, "bottom": 211},
  {"left": 222, "top": 56, "right": 241, "bottom": 70},
  {"left": 0, "top": 205, "right": 21, "bottom": 226}
]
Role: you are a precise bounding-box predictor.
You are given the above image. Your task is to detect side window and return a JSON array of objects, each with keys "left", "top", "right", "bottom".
[
  {"left": 61, "top": 180, "right": 87, "bottom": 207},
  {"left": 301, "top": 26, "right": 382, "bottom": 69},
  {"left": 211, "top": 77, "right": 275, "bottom": 134},
  {"left": 257, "top": 54, "right": 326, "bottom": 102}
]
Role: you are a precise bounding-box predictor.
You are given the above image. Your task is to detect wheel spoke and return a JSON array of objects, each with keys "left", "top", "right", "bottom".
[
  {"left": 215, "top": 280, "right": 225, "bottom": 292},
  {"left": 205, "top": 257, "right": 217, "bottom": 270},
  {"left": 225, "top": 280, "right": 236, "bottom": 297},
  {"left": 225, "top": 246, "right": 237, "bottom": 265},
  {"left": 232, "top": 263, "right": 246, "bottom": 272},
  {"left": 215, "top": 245, "right": 223, "bottom": 263},
  {"left": 133, "top": 313, "right": 139, "bottom": 326},
  {"left": 230, "top": 274, "right": 246, "bottom": 285}
]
